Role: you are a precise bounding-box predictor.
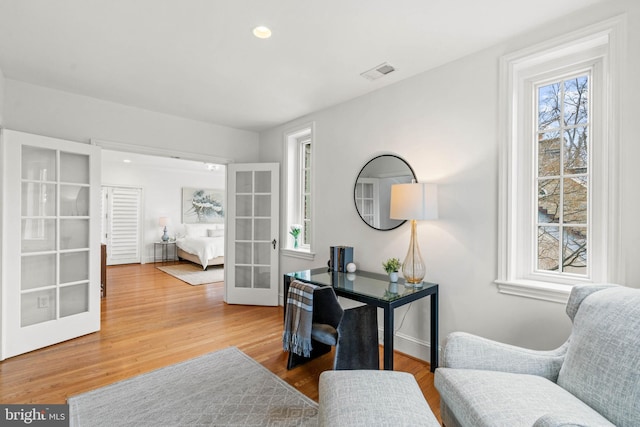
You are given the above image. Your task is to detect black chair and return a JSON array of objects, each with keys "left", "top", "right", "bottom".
[{"left": 287, "top": 285, "right": 379, "bottom": 370}]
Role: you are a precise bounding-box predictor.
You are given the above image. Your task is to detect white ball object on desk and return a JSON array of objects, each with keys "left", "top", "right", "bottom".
[{"left": 346, "top": 262, "right": 357, "bottom": 273}]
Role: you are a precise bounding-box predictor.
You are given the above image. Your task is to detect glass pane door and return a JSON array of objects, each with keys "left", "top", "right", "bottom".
[
  {"left": 225, "top": 163, "right": 279, "bottom": 306},
  {"left": 2, "top": 130, "right": 101, "bottom": 360}
]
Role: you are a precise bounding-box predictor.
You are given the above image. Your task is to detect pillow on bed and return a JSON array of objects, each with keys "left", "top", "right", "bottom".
[
  {"left": 207, "top": 229, "right": 224, "bottom": 237},
  {"left": 184, "top": 224, "right": 209, "bottom": 237}
]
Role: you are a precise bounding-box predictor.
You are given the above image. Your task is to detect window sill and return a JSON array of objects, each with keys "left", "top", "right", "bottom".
[
  {"left": 494, "top": 279, "right": 573, "bottom": 304},
  {"left": 281, "top": 248, "right": 316, "bottom": 261}
]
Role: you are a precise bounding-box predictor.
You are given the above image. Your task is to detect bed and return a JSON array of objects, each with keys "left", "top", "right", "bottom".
[{"left": 176, "top": 223, "right": 225, "bottom": 270}]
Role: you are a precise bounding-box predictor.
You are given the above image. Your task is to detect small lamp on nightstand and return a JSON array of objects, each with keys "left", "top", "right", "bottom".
[
  {"left": 390, "top": 182, "right": 438, "bottom": 286},
  {"left": 158, "top": 217, "right": 170, "bottom": 242}
]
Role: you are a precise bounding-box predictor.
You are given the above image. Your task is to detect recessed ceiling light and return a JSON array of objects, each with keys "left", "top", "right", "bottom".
[
  {"left": 123, "top": 159, "right": 131, "bottom": 163},
  {"left": 253, "top": 26, "right": 272, "bottom": 39}
]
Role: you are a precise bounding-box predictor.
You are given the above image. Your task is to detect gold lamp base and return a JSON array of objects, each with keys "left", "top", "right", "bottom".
[{"left": 402, "top": 220, "right": 426, "bottom": 286}]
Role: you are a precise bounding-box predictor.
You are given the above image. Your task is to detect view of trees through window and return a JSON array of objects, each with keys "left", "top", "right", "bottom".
[
  {"left": 301, "top": 139, "right": 311, "bottom": 246},
  {"left": 536, "top": 75, "right": 589, "bottom": 275}
]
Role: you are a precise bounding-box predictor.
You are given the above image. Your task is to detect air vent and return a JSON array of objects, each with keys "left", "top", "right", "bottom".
[{"left": 360, "top": 62, "right": 396, "bottom": 81}]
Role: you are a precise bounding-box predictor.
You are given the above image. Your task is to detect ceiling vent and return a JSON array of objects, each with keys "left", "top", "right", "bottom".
[{"left": 360, "top": 62, "right": 396, "bottom": 81}]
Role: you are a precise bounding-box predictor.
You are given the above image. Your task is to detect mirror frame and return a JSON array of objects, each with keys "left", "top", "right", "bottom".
[{"left": 353, "top": 154, "right": 417, "bottom": 231}]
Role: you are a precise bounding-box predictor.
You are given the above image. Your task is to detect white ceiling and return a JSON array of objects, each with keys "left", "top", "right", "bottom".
[{"left": 0, "top": 0, "right": 608, "bottom": 132}]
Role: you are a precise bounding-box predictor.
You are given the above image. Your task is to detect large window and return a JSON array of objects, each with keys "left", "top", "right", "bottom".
[
  {"left": 496, "top": 17, "right": 623, "bottom": 303},
  {"left": 299, "top": 136, "right": 312, "bottom": 247},
  {"left": 284, "top": 123, "right": 315, "bottom": 258},
  {"left": 536, "top": 74, "right": 589, "bottom": 276}
]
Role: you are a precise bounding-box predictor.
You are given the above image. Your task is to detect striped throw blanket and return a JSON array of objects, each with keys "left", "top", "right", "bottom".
[{"left": 283, "top": 280, "right": 318, "bottom": 357}]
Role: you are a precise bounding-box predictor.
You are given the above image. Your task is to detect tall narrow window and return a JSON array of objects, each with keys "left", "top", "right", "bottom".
[
  {"left": 536, "top": 75, "right": 589, "bottom": 277},
  {"left": 497, "top": 17, "right": 622, "bottom": 303},
  {"left": 300, "top": 138, "right": 312, "bottom": 246},
  {"left": 284, "top": 123, "right": 315, "bottom": 258}
]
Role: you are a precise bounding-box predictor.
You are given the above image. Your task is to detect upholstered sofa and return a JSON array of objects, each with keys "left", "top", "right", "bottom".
[{"left": 435, "top": 284, "right": 640, "bottom": 427}]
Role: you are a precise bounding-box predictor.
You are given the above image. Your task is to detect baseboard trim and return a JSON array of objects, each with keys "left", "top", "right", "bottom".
[{"left": 378, "top": 329, "right": 440, "bottom": 367}]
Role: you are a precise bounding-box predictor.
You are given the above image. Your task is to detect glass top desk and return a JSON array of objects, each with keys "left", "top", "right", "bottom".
[{"left": 284, "top": 268, "right": 439, "bottom": 371}]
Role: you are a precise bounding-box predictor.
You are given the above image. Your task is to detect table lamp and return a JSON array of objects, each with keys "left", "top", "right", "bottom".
[
  {"left": 390, "top": 182, "right": 438, "bottom": 286},
  {"left": 158, "top": 216, "right": 170, "bottom": 242}
]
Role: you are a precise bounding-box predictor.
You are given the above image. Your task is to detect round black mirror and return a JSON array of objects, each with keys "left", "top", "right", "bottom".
[{"left": 354, "top": 154, "right": 416, "bottom": 230}]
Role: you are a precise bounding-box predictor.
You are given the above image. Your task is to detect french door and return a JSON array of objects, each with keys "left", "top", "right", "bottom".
[
  {"left": 225, "top": 163, "right": 279, "bottom": 306},
  {"left": 1, "top": 130, "right": 101, "bottom": 360}
]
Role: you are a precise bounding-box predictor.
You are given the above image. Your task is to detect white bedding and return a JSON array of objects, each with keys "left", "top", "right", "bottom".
[
  {"left": 176, "top": 224, "right": 225, "bottom": 269},
  {"left": 176, "top": 236, "right": 224, "bottom": 269}
]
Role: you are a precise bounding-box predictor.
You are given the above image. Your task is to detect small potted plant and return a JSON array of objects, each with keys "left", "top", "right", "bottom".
[{"left": 382, "top": 257, "right": 401, "bottom": 282}]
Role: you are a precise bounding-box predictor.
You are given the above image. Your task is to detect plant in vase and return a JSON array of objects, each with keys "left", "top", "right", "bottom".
[
  {"left": 382, "top": 257, "right": 402, "bottom": 282},
  {"left": 289, "top": 224, "right": 302, "bottom": 249}
]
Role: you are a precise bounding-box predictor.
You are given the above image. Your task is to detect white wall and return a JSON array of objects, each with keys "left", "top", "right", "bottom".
[
  {"left": 3, "top": 79, "right": 259, "bottom": 163},
  {"left": 101, "top": 154, "right": 226, "bottom": 264},
  {"left": 260, "top": 0, "right": 640, "bottom": 361},
  {"left": 0, "top": 66, "right": 5, "bottom": 125},
  {"left": 0, "top": 66, "right": 4, "bottom": 359}
]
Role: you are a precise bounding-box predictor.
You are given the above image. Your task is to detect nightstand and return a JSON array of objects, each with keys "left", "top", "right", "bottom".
[{"left": 154, "top": 241, "right": 177, "bottom": 263}]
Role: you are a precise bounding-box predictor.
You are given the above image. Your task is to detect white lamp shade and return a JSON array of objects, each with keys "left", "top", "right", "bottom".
[
  {"left": 158, "top": 216, "right": 170, "bottom": 227},
  {"left": 390, "top": 183, "right": 438, "bottom": 221}
]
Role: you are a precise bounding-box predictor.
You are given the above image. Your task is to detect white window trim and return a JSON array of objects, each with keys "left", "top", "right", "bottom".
[
  {"left": 282, "top": 122, "right": 316, "bottom": 260},
  {"left": 496, "top": 16, "right": 625, "bottom": 303}
]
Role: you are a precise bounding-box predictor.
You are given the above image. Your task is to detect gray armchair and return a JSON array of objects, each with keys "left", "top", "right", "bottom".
[{"left": 435, "top": 284, "right": 640, "bottom": 426}]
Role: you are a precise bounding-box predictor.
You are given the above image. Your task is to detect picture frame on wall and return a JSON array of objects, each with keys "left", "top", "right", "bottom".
[{"left": 182, "top": 187, "right": 224, "bottom": 224}]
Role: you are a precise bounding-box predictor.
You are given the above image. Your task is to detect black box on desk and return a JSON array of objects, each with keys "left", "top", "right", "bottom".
[{"left": 330, "top": 246, "right": 353, "bottom": 272}]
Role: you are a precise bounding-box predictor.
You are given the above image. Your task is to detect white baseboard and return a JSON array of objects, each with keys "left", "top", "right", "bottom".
[{"left": 378, "top": 329, "right": 440, "bottom": 367}]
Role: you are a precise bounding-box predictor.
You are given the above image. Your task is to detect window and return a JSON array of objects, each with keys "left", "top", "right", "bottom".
[
  {"left": 284, "top": 123, "right": 315, "bottom": 258},
  {"left": 536, "top": 74, "right": 589, "bottom": 276},
  {"left": 496, "top": 17, "right": 623, "bottom": 303}
]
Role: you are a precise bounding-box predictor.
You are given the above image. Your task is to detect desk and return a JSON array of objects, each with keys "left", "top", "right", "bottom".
[
  {"left": 154, "top": 241, "right": 177, "bottom": 263},
  {"left": 284, "top": 268, "right": 439, "bottom": 372}
]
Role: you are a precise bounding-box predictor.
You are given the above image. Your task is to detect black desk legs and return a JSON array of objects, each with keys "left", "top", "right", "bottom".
[
  {"left": 383, "top": 306, "right": 394, "bottom": 370},
  {"left": 430, "top": 290, "right": 439, "bottom": 372}
]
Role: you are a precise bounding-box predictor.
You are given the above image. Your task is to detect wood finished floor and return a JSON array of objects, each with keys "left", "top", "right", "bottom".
[{"left": 0, "top": 262, "right": 440, "bottom": 420}]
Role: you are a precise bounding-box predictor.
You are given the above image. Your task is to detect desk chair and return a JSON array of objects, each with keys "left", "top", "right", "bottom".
[{"left": 287, "top": 285, "right": 379, "bottom": 370}]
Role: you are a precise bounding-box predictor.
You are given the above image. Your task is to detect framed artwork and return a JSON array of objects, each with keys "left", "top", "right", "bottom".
[{"left": 182, "top": 187, "right": 224, "bottom": 224}]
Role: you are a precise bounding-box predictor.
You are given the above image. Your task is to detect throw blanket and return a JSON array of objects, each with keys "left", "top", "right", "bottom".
[{"left": 283, "top": 280, "right": 318, "bottom": 357}]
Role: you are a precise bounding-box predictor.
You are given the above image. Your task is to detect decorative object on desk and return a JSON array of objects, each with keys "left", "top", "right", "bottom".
[
  {"left": 158, "top": 216, "right": 170, "bottom": 242},
  {"left": 330, "top": 246, "right": 354, "bottom": 272},
  {"left": 182, "top": 187, "right": 224, "bottom": 224},
  {"left": 346, "top": 262, "right": 357, "bottom": 273},
  {"left": 382, "top": 257, "right": 401, "bottom": 282},
  {"left": 289, "top": 224, "right": 301, "bottom": 248},
  {"left": 390, "top": 182, "right": 439, "bottom": 286}
]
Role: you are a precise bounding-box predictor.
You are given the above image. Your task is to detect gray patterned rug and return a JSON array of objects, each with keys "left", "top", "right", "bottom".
[{"left": 68, "top": 347, "right": 318, "bottom": 426}]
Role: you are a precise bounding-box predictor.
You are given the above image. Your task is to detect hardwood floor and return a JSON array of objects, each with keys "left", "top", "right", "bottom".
[{"left": 0, "top": 263, "right": 440, "bottom": 420}]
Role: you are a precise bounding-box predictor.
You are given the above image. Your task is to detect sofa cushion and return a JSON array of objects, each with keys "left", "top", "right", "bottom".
[
  {"left": 435, "top": 369, "right": 614, "bottom": 427},
  {"left": 557, "top": 287, "right": 640, "bottom": 427},
  {"left": 319, "top": 370, "right": 439, "bottom": 426}
]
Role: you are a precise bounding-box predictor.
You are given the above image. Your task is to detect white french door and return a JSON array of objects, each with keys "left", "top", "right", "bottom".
[
  {"left": 1, "top": 130, "right": 101, "bottom": 360},
  {"left": 102, "top": 186, "right": 142, "bottom": 265},
  {"left": 225, "top": 163, "right": 279, "bottom": 306}
]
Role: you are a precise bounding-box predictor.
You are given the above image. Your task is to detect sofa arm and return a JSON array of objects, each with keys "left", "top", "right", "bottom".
[
  {"left": 533, "top": 412, "right": 615, "bottom": 427},
  {"left": 442, "top": 332, "right": 568, "bottom": 381}
]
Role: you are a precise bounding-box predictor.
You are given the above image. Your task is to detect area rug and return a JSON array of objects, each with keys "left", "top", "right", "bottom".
[
  {"left": 156, "top": 263, "right": 224, "bottom": 286},
  {"left": 68, "top": 347, "right": 318, "bottom": 426}
]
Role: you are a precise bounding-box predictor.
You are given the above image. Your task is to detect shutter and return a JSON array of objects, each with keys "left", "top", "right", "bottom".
[{"left": 106, "top": 187, "right": 142, "bottom": 265}]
